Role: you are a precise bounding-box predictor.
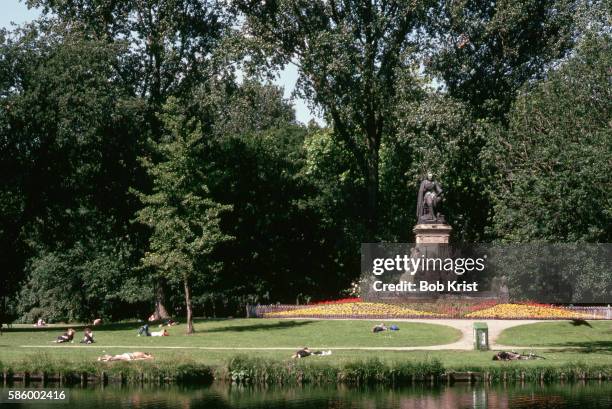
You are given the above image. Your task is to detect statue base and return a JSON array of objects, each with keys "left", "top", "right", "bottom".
[{"left": 413, "top": 223, "right": 452, "bottom": 244}]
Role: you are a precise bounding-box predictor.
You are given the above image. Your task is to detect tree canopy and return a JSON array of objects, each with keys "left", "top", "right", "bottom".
[{"left": 0, "top": 0, "right": 609, "bottom": 323}]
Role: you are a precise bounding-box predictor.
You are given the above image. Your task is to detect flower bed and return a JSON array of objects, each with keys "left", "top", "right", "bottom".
[
  {"left": 256, "top": 299, "right": 602, "bottom": 319},
  {"left": 465, "top": 303, "right": 590, "bottom": 319},
  {"left": 262, "top": 302, "right": 444, "bottom": 318}
]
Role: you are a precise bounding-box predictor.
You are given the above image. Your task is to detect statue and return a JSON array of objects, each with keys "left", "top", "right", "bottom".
[{"left": 416, "top": 172, "right": 445, "bottom": 223}]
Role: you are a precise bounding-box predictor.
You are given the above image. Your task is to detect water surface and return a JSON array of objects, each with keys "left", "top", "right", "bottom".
[{"left": 3, "top": 382, "right": 612, "bottom": 409}]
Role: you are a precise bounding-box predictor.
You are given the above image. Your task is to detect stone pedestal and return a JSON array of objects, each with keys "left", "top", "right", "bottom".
[
  {"left": 413, "top": 223, "right": 452, "bottom": 244},
  {"left": 411, "top": 223, "right": 453, "bottom": 299}
]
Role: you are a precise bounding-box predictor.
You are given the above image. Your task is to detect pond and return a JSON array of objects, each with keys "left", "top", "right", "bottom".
[{"left": 2, "top": 382, "right": 612, "bottom": 408}]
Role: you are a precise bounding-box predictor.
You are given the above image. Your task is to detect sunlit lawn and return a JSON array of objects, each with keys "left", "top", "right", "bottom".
[
  {"left": 0, "top": 318, "right": 459, "bottom": 363},
  {"left": 1, "top": 319, "right": 611, "bottom": 369},
  {"left": 1, "top": 318, "right": 460, "bottom": 348},
  {"left": 497, "top": 320, "right": 612, "bottom": 348}
]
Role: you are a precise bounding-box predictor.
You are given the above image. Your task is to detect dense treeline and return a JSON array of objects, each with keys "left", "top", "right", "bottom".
[{"left": 1, "top": 1, "right": 610, "bottom": 326}]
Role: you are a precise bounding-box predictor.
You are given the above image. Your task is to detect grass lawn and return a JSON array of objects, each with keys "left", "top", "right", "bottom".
[
  {"left": 497, "top": 320, "right": 612, "bottom": 349},
  {"left": 2, "top": 319, "right": 611, "bottom": 370},
  {"left": 1, "top": 319, "right": 461, "bottom": 347},
  {"left": 0, "top": 318, "right": 459, "bottom": 363}
]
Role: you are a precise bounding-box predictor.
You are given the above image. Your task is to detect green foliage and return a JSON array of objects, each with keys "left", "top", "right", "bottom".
[
  {"left": 426, "top": 0, "right": 577, "bottom": 120},
  {"left": 484, "top": 33, "right": 611, "bottom": 242},
  {"left": 27, "top": 0, "right": 233, "bottom": 106},
  {"left": 0, "top": 22, "right": 148, "bottom": 321},
  {"left": 239, "top": 0, "right": 432, "bottom": 235},
  {"left": 1, "top": 1, "right": 610, "bottom": 321},
  {"left": 225, "top": 355, "right": 444, "bottom": 385},
  {"left": 136, "top": 102, "right": 232, "bottom": 280},
  {"left": 17, "top": 230, "right": 146, "bottom": 323},
  {"left": 386, "top": 94, "right": 493, "bottom": 240}
]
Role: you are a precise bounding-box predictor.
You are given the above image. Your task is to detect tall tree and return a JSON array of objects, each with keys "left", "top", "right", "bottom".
[
  {"left": 238, "top": 0, "right": 430, "bottom": 238},
  {"left": 28, "top": 0, "right": 234, "bottom": 318},
  {"left": 135, "top": 99, "right": 231, "bottom": 333}
]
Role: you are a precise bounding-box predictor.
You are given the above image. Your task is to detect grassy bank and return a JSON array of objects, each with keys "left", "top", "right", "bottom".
[
  {"left": 2, "top": 319, "right": 612, "bottom": 385},
  {"left": 0, "top": 355, "right": 214, "bottom": 385},
  {"left": 2, "top": 354, "right": 612, "bottom": 386}
]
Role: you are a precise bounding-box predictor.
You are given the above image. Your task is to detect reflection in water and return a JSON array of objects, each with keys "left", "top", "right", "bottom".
[{"left": 5, "top": 382, "right": 612, "bottom": 409}]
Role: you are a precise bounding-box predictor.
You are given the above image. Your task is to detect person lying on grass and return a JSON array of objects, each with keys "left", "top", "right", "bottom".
[
  {"left": 80, "top": 328, "right": 94, "bottom": 344},
  {"left": 97, "top": 352, "right": 153, "bottom": 362},
  {"left": 54, "top": 328, "right": 75, "bottom": 343},
  {"left": 151, "top": 329, "right": 169, "bottom": 337},
  {"left": 292, "top": 347, "right": 332, "bottom": 358},
  {"left": 492, "top": 351, "right": 545, "bottom": 361},
  {"left": 372, "top": 323, "right": 387, "bottom": 333}
]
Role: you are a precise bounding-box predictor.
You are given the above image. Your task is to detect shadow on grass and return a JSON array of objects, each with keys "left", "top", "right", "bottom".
[
  {"left": 540, "top": 341, "right": 612, "bottom": 354},
  {"left": 203, "top": 320, "right": 315, "bottom": 333}
]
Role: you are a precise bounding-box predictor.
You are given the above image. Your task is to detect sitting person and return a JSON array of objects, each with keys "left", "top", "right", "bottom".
[
  {"left": 80, "top": 328, "right": 95, "bottom": 344},
  {"left": 150, "top": 329, "right": 169, "bottom": 337},
  {"left": 34, "top": 318, "right": 47, "bottom": 327},
  {"left": 372, "top": 322, "right": 387, "bottom": 333},
  {"left": 292, "top": 347, "right": 332, "bottom": 358},
  {"left": 162, "top": 318, "right": 178, "bottom": 327},
  {"left": 93, "top": 318, "right": 102, "bottom": 326},
  {"left": 54, "top": 328, "right": 75, "bottom": 343},
  {"left": 137, "top": 324, "right": 151, "bottom": 337},
  {"left": 97, "top": 352, "right": 153, "bottom": 362}
]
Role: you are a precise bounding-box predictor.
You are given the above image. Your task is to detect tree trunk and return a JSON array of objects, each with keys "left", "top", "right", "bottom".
[
  {"left": 154, "top": 279, "right": 171, "bottom": 320},
  {"left": 183, "top": 277, "right": 194, "bottom": 334}
]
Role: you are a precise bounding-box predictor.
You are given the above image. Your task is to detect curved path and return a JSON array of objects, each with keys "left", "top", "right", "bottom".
[{"left": 392, "top": 318, "right": 542, "bottom": 350}]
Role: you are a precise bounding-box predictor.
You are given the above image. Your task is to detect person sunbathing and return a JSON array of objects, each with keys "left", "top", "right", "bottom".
[
  {"left": 372, "top": 323, "right": 387, "bottom": 333},
  {"left": 54, "top": 328, "right": 75, "bottom": 343},
  {"left": 293, "top": 347, "right": 312, "bottom": 358},
  {"left": 492, "top": 351, "right": 545, "bottom": 361},
  {"left": 150, "top": 329, "right": 169, "bottom": 337},
  {"left": 97, "top": 352, "right": 153, "bottom": 362},
  {"left": 292, "top": 347, "right": 332, "bottom": 358}
]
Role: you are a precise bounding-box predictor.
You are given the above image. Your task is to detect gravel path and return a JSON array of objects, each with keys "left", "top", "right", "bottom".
[{"left": 391, "top": 318, "right": 542, "bottom": 350}]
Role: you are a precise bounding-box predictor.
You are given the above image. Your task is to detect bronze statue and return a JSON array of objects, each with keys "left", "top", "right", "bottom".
[{"left": 416, "top": 172, "right": 444, "bottom": 223}]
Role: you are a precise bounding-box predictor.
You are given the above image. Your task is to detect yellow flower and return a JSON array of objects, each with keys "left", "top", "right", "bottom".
[
  {"left": 263, "top": 302, "right": 444, "bottom": 318},
  {"left": 465, "top": 304, "right": 589, "bottom": 319}
]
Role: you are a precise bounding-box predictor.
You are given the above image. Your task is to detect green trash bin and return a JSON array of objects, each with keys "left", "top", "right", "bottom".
[{"left": 473, "top": 322, "right": 489, "bottom": 350}]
